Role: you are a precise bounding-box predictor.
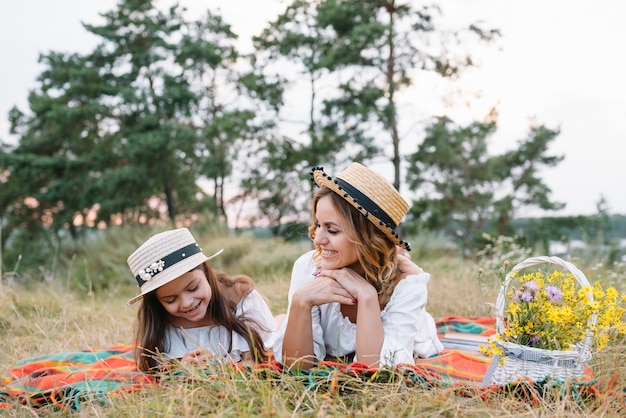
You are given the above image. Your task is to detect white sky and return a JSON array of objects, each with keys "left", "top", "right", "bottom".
[{"left": 1, "top": 0, "right": 625, "bottom": 217}]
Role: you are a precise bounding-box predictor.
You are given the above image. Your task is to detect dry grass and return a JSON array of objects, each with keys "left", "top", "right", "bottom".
[{"left": 1, "top": 229, "right": 625, "bottom": 416}]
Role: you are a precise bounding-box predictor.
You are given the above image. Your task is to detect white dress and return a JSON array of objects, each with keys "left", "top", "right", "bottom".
[
  {"left": 163, "top": 289, "right": 277, "bottom": 362},
  {"left": 273, "top": 250, "right": 443, "bottom": 367}
]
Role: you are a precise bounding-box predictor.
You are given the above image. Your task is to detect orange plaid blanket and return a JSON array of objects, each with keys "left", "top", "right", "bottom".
[{"left": 2, "top": 316, "right": 614, "bottom": 412}]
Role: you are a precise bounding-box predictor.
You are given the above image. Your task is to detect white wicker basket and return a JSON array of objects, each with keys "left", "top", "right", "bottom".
[{"left": 482, "top": 256, "right": 596, "bottom": 386}]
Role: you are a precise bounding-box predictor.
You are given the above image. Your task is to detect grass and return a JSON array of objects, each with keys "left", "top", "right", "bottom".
[{"left": 1, "top": 226, "right": 625, "bottom": 416}]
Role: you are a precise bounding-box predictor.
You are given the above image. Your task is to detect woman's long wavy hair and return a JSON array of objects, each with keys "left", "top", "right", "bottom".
[
  {"left": 308, "top": 188, "right": 401, "bottom": 308},
  {"left": 134, "top": 260, "right": 267, "bottom": 372}
]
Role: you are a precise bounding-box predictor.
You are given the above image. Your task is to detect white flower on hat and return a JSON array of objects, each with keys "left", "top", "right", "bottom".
[{"left": 139, "top": 259, "right": 165, "bottom": 282}]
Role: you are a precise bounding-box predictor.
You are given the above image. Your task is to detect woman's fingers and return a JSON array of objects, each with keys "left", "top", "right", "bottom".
[
  {"left": 293, "top": 276, "right": 356, "bottom": 306},
  {"left": 319, "top": 268, "right": 370, "bottom": 297},
  {"left": 315, "top": 277, "right": 355, "bottom": 304}
]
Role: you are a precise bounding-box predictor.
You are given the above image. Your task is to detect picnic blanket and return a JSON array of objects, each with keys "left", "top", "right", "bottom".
[
  {"left": 0, "top": 316, "right": 612, "bottom": 411},
  {"left": 0, "top": 344, "right": 153, "bottom": 410}
]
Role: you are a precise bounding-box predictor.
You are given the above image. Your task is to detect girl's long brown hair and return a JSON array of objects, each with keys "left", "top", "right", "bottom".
[
  {"left": 134, "top": 260, "right": 267, "bottom": 372},
  {"left": 308, "top": 188, "right": 401, "bottom": 308}
]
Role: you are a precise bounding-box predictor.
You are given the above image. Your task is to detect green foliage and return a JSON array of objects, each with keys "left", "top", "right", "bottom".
[
  {"left": 278, "top": 221, "right": 310, "bottom": 242},
  {"left": 2, "top": 0, "right": 607, "bottom": 262},
  {"left": 252, "top": 0, "right": 379, "bottom": 176},
  {"left": 239, "top": 138, "right": 308, "bottom": 234},
  {"left": 1, "top": 227, "right": 62, "bottom": 279},
  {"left": 406, "top": 116, "right": 565, "bottom": 254},
  {"left": 1, "top": 0, "right": 281, "bottom": 242},
  {"left": 246, "top": 0, "right": 500, "bottom": 228},
  {"left": 312, "top": 0, "right": 500, "bottom": 188},
  {"left": 0, "top": 49, "right": 109, "bottom": 237},
  {"left": 406, "top": 116, "right": 496, "bottom": 227}
]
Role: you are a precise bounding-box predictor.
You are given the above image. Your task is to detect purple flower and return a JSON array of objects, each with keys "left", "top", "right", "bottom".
[
  {"left": 529, "top": 335, "right": 541, "bottom": 346},
  {"left": 546, "top": 285, "right": 563, "bottom": 302},
  {"left": 524, "top": 281, "right": 539, "bottom": 292},
  {"left": 521, "top": 291, "right": 534, "bottom": 302}
]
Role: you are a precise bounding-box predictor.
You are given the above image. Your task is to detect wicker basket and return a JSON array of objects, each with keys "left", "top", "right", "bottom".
[{"left": 482, "top": 256, "right": 596, "bottom": 386}]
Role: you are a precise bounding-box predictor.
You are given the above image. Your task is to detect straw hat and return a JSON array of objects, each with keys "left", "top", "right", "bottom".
[
  {"left": 127, "top": 228, "right": 223, "bottom": 305},
  {"left": 311, "top": 162, "right": 411, "bottom": 250}
]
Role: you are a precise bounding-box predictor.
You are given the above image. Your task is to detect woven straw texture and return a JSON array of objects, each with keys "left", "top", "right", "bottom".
[
  {"left": 312, "top": 163, "right": 409, "bottom": 249},
  {"left": 127, "top": 228, "right": 209, "bottom": 305},
  {"left": 337, "top": 164, "right": 408, "bottom": 226},
  {"left": 482, "top": 256, "right": 595, "bottom": 386}
]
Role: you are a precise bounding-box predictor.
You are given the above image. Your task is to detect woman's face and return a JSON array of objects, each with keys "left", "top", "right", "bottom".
[
  {"left": 155, "top": 268, "right": 213, "bottom": 327},
  {"left": 313, "top": 194, "right": 360, "bottom": 271}
]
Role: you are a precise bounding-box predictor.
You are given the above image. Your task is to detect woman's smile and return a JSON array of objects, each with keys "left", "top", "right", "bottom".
[
  {"left": 321, "top": 249, "right": 338, "bottom": 257},
  {"left": 313, "top": 195, "right": 359, "bottom": 269}
]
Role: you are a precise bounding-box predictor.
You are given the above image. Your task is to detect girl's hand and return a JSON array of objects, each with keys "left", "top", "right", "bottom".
[
  {"left": 318, "top": 268, "right": 377, "bottom": 302},
  {"left": 180, "top": 347, "right": 214, "bottom": 366},
  {"left": 292, "top": 275, "right": 356, "bottom": 308},
  {"left": 239, "top": 351, "right": 255, "bottom": 367}
]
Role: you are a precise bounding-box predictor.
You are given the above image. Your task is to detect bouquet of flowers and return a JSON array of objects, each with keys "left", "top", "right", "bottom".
[{"left": 481, "top": 256, "right": 626, "bottom": 386}]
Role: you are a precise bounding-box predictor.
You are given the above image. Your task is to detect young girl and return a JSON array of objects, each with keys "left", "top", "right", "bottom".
[
  {"left": 127, "top": 228, "right": 276, "bottom": 372},
  {"left": 273, "top": 163, "right": 443, "bottom": 369}
]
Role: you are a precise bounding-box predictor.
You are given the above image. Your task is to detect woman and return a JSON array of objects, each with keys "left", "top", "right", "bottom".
[{"left": 273, "top": 163, "right": 443, "bottom": 369}]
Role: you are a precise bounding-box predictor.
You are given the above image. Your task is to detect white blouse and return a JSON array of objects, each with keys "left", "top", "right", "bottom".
[
  {"left": 163, "top": 289, "right": 277, "bottom": 362},
  {"left": 273, "top": 250, "right": 443, "bottom": 367}
]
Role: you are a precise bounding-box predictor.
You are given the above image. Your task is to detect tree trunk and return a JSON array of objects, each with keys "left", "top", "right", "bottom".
[{"left": 164, "top": 182, "right": 177, "bottom": 222}]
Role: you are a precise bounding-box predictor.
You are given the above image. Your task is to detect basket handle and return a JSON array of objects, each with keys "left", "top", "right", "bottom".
[{"left": 495, "top": 256, "right": 594, "bottom": 334}]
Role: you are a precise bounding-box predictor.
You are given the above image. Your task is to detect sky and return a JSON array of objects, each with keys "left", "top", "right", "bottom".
[{"left": 1, "top": 0, "right": 625, "bottom": 217}]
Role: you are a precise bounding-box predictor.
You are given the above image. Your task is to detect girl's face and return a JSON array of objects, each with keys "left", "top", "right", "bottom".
[
  {"left": 313, "top": 194, "right": 360, "bottom": 271},
  {"left": 155, "top": 268, "right": 213, "bottom": 328}
]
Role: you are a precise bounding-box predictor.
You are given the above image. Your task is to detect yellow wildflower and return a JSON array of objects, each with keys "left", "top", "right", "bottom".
[{"left": 482, "top": 267, "right": 626, "bottom": 356}]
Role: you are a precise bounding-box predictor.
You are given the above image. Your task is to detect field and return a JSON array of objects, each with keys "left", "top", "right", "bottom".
[{"left": 1, "top": 226, "right": 625, "bottom": 416}]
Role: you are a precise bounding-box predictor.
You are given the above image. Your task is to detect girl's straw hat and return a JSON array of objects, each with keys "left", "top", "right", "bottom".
[
  {"left": 311, "top": 162, "right": 411, "bottom": 250},
  {"left": 127, "top": 228, "right": 222, "bottom": 305}
]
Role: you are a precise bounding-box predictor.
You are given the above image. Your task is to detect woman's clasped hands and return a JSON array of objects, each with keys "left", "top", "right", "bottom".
[{"left": 294, "top": 267, "right": 378, "bottom": 308}]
